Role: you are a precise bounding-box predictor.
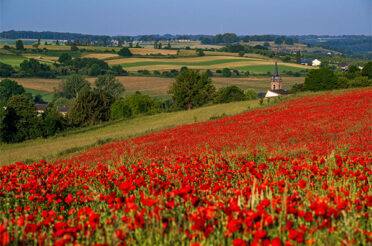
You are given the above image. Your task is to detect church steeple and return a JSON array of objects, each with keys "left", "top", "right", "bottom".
[
  {"left": 274, "top": 61, "right": 279, "bottom": 76},
  {"left": 270, "top": 62, "right": 282, "bottom": 90}
]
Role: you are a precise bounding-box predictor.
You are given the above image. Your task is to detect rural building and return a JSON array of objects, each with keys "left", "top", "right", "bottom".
[
  {"left": 35, "top": 104, "right": 69, "bottom": 117},
  {"left": 36, "top": 104, "right": 48, "bottom": 116},
  {"left": 300, "top": 58, "right": 310, "bottom": 65},
  {"left": 338, "top": 62, "right": 349, "bottom": 71},
  {"left": 265, "top": 62, "right": 291, "bottom": 98},
  {"left": 312, "top": 59, "right": 321, "bottom": 66}
]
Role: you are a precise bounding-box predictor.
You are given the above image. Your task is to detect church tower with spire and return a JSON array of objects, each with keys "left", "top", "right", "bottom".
[{"left": 270, "top": 62, "right": 282, "bottom": 91}]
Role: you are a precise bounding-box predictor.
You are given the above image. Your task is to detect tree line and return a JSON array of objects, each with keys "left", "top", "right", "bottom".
[
  {"left": 291, "top": 61, "right": 372, "bottom": 92},
  {"left": 1, "top": 70, "right": 258, "bottom": 144}
]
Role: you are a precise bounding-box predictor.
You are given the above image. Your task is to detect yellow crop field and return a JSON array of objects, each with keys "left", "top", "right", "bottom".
[
  {"left": 3, "top": 78, "right": 61, "bottom": 92},
  {"left": 83, "top": 53, "right": 119, "bottom": 59},
  {"left": 129, "top": 48, "right": 178, "bottom": 56}
]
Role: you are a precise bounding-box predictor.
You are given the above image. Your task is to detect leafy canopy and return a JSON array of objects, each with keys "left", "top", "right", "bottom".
[
  {"left": 303, "top": 68, "right": 338, "bottom": 91},
  {"left": 56, "top": 74, "right": 91, "bottom": 99},
  {"left": 118, "top": 47, "right": 133, "bottom": 57},
  {"left": 94, "top": 74, "right": 125, "bottom": 98},
  {"left": 168, "top": 70, "right": 215, "bottom": 110},
  {"left": 0, "top": 79, "right": 25, "bottom": 106}
]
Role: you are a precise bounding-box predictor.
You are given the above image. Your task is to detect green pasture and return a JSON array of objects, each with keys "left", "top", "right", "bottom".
[
  {"left": 0, "top": 55, "right": 26, "bottom": 66},
  {"left": 24, "top": 88, "right": 54, "bottom": 102},
  {"left": 236, "top": 64, "right": 307, "bottom": 74}
]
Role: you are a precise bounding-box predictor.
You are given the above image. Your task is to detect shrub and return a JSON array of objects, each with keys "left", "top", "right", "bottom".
[
  {"left": 361, "top": 61, "right": 372, "bottom": 79},
  {"left": 0, "top": 62, "right": 15, "bottom": 77},
  {"left": 214, "top": 85, "right": 246, "bottom": 104},
  {"left": 245, "top": 89, "right": 257, "bottom": 100},
  {"left": 118, "top": 47, "right": 133, "bottom": 57},
  {"left": 121, "top": 93, "right": 159, "bottom": 116},
  {"left": 222, "top": 68, "right": 232, "bottom": 77},
  {"left": 347, "top": 76, "right": 371, "bottom": 88},
  {"left": 110, "top": 100, "right": 132, "bottom": 120}
]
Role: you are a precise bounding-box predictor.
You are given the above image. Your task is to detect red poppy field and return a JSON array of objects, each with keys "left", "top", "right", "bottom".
[{"left": 1, "top": 89, "right": 371, "bottom": 246}]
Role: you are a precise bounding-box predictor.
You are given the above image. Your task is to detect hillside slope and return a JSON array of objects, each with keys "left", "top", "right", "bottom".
[{"left": 1, "top": 89, "right": 371, "bottom": 245}]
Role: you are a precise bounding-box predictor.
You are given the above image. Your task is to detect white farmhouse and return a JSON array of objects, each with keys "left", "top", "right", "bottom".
[{"left": 312, "top": 59, "right": 321, "bottom": 66}]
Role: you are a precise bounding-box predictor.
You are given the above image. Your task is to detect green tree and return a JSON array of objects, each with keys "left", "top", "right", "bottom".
[
  {"left": 0, "top": 79, "right": 25, "bottom": 106},
  {"left": 303, "top": 68, "right": 338, "bottom": 91},
  {"left": 168, "top": 70, "right": 215, "bottom": 110},
  {"left": 110, "top": 100, "right": 132, "bottom": 120},
  {"left": 42, "top": 104, "right": 66, "bottom": 137},
  {"left": 56, "top": 74, "right": 91, "bottom": 99},
  {"left": 336, "top": 77, "right": 349, "bottom": 89},
  {"left": 71, "top": 43, "right": 79, "bottom": 51},
  {"left": 361, "top": 61, "right": 372, "bottom": 79},
  {"left": 16, "top": 40, "right": 24, "bottom": 50},
  {"left": 245, "top": 89, "right": 257, "bottom": 100},
  {"left": 3, "top": 95, "right": 42, "bottom": 143},
  {"left": 94, "top": 74, "right": 125, "bottom": 98},
  {"left": 89, "top": 64, "right": 102, "bottom": 76},
  {"left": 348, "top": 76, "right": 371, "bottom": 88},
  {"left": 222, "top": 68, "right": 232, "bottom": 77},
  {"left": 121, "top": 93, "right": 158, "bottom": 116},
  {"left": 68, "top": 90, "right": 114, "bottom": 126},
  {"left": 111, "top": 65, "right": 128, "bottom": 76},
  {"left": 20, "top": 59, "right": 55, "bottom": 78},
  {"left": 0, "top": 107, "right": 7, "bottom": 142},
  {"left": 238, "top": 50, "right": 245, "bottom": 57},
  {"left": 214, "top": 86, "right": 246, "bottom": 104},
  {"left": 0, "top": 62, "right": 15, "bottom": 77},
  {"left": 118, "top": 47, "right": 133, "bottom": 57},
  {"left": 206, "top": 69, "right": 213, "bottom": 77},
  {"left": 58, "top": 53, "right": 72, "bottom": 64},
  {"left": 295, "top": 51, "right": 301, "bottom": 64},
  {"left": 197, "top": 49, "right": 205, "bottom": 56}
]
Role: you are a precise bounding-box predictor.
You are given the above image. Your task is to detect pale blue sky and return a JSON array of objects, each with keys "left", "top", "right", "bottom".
[{"left": 0, "top": 0, "right": 371, "bottom": 36}]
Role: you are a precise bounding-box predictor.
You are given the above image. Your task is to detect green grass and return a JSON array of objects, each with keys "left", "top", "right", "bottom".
[
  {"left": 120, "top": 59, "right": 258, "bottom": 68},
  {"left": 24, "top": 88, "right": 54, "bottom": 102},
  {"left": 236, "top": 64, "right": 307, "bottom": 74},
  {"left": 0, "top": 55, "right": 26, "bottom": 66}
]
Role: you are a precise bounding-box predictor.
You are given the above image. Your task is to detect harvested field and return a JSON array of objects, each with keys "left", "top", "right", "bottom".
[
  {"left": 83, "top": 53, "right": 119, "bottom": 59},
  {"left": 86, "top": 76, "right": 173, "bottom": 98},
  {"left": 129, "top": 48, "right": 178, "bottom": 56},
  {"left": 3, "top": 78, "right": 61, "bottom": 92}
]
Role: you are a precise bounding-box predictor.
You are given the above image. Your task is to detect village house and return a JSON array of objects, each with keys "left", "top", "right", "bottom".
[
  {"left": 301, "top": 58, "right": 321, "bottom": 66},
  {"left": 265, "top": 62, "right": 291, "bottom": 98},
  {"left": 338, "top": 62, "right": 349, "bottom": 71},
  {"left": 312, "top": 59, "right": 321, "bottom": 66},
  {"left": 35, "top": 104, "right": 69, "bottom": 117}
]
